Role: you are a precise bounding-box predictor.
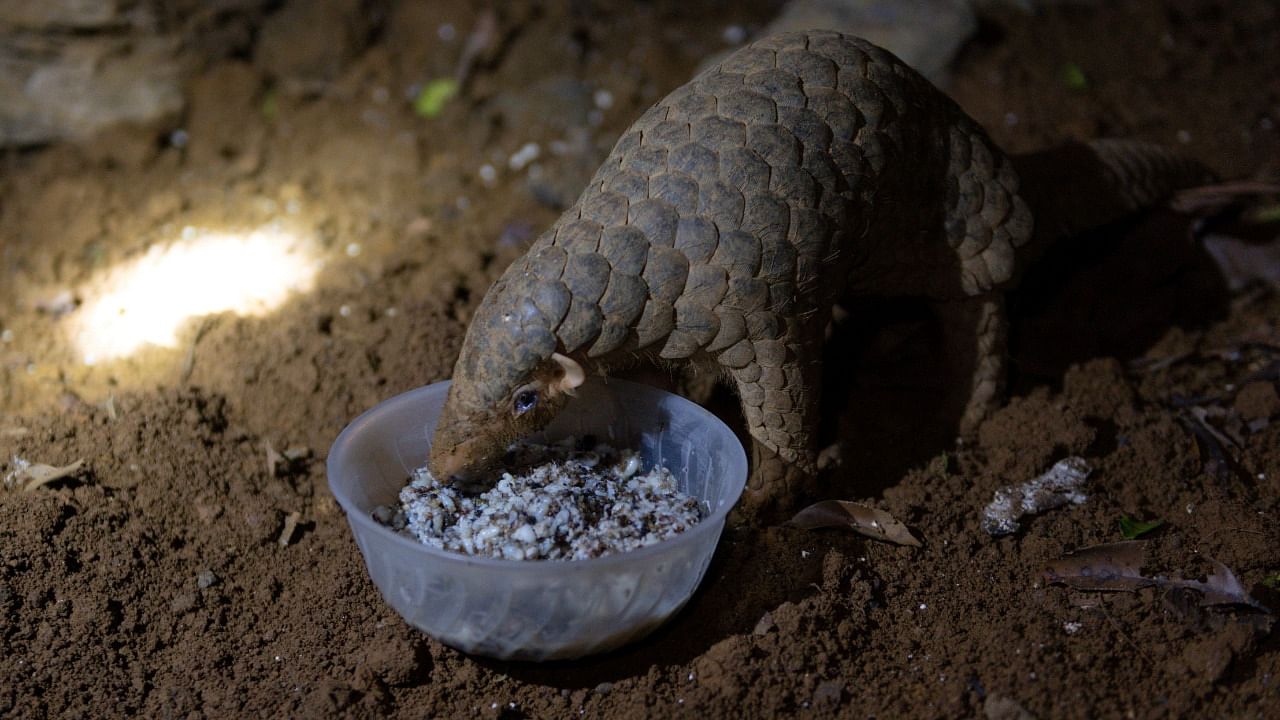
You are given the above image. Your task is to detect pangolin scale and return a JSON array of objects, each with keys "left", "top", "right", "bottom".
[{"left": 427, "top": 31, "right": 1210, "bottom": 515}]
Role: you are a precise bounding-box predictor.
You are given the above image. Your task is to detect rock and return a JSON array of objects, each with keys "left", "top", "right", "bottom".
[
  {"left": 0, "top": 35, "right": 183, "bottom": 146},
  {"left": 196, "top": 570, "right": 219, "bottom": 589}
]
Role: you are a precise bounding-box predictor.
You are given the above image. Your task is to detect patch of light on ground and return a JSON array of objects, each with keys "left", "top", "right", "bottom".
[{"left": 73, "top": 225, "right": 321, "bottom": 364}]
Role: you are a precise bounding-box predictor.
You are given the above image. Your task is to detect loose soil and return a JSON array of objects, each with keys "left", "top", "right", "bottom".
[{"left": 2, "top": 1, "right": 1278, "bottom": 717}]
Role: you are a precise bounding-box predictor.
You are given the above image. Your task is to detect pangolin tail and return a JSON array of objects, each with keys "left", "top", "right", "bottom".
[{"left": 1011, "top": 138, "right": 1216, "bottom": 261}]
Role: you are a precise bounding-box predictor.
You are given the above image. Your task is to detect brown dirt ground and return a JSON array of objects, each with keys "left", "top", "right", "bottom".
[{"left": 2, "top": 1, "right": 1279, "bottom": 717}]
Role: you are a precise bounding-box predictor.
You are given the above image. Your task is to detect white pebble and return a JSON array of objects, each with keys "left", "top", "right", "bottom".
[
  {"left": 0, "top": 329, "right": 12, "bottom": 343},
  {"left": 619, "top": 455, "right": 642, "bottom": 478},
  {"left": 339, "top": 305, "right": 351, "bottom": 317},
  {"left": 723, "top": 25, "right": 746, "bottom": 44},
  {"left": 345, "top": 243, "right": 362, "bottom": 257},
  {"left": 508, "top": 142, "right": 541, "bottom": 171},
  {"left": 478, "top": 164, "right": 497, "bottom": 185},
  {"left": 593, "top": 89, "right": 614, "bottom": 110}
]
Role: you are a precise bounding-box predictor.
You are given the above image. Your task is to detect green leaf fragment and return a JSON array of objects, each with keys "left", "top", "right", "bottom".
[
  {"left": 1249, "top": 204, "right": 1280, "bottom": 224},
  {"left": 261, "top": 90, "right": 278, "bottom": 120},
  {"left": 413, "top": 79, "right": 458, "bottom": 118},
  {"left": 1119, "top": 516, "right": 1164, "bottom": 540},
  {"left": 1062, "top": 63, "right": 1089, "bottom": 91},
  {"left": 1262, "top": 573, "right": 1280, "bottom": 591}
]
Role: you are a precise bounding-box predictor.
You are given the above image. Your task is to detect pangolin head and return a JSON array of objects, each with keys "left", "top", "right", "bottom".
[{"left": 427, "top": 273, "right": 584, "bottom": 488}]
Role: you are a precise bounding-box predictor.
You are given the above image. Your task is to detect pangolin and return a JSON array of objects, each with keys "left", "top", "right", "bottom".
[{"left": 427, "top": 31, "right": 1210, "bottom": 515}]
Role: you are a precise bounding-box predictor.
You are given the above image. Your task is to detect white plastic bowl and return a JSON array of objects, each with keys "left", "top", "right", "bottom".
[{"left": 326, "top": 378, "right": 747, "bottom": 661}]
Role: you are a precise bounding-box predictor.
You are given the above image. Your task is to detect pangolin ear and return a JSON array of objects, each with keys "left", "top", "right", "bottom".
[{"left": 549, "top": 352, "right": 585, "bottom": 397}]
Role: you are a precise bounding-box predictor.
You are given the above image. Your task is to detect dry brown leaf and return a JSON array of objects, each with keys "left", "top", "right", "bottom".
[
  {"left": 1044, "top": 540, "right": 1265, "bottom": 609},
  {"left": 786, "top": 500, "right": 922, "bottom": 547},
  {"left": 14, "top": 459, "right": 86, "bottom": 492}
]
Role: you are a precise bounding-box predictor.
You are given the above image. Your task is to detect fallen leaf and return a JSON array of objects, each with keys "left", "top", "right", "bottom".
[
  {"left": 412, "top": 78, "right": 458, "bottom": 118},
  {"left": 1061, "top": 62, "right": 1088, "bottom": 90},
  {"left": 1119, "top": 516, "right": 1165, "bottom": 540},
  {"left": 786, "top": 500, "right": 921, "bottom": 547},
  {"left": 7, "top": 458, "right": 87, "bottom": 492},
  {"left": 1044, "top": 540, "right": 1266, "bottom": 610},
  {"left": 1177, "top": 412, "right": 1240, "bottom": 483}
]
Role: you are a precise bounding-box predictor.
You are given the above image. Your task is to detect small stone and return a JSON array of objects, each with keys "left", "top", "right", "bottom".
[
  {"left": 372, "top": 505, "right": 407, "bottom": 530},
  {"left": 197, "top": 570, "right": 219, "bottom": 589},
  {"left": 593, "top": 682, "right": 613, "bottom": 695}
]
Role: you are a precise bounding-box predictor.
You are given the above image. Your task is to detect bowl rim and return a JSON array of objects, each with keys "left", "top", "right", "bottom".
[{"left": 326, "top": 378, "right": 748, "bottom": 571}]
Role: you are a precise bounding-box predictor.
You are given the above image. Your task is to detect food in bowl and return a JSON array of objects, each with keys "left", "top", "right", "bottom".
[{"left": 374, "top": 436, "right": 705, "bottom": 561}]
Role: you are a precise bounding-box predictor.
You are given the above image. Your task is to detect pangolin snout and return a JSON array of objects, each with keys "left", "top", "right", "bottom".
[{"left": 428, "top": 429, "right": 504, "bottom": 490}]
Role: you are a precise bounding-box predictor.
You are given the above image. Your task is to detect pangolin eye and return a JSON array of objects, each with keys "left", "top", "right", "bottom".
[{"left": 513, "top": 389, "right": 539, "bottom": 415}]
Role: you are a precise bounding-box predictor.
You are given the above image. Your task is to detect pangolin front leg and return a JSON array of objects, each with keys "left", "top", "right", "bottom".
[
  {"left": 934, "top": 294, "right": 1007, "bottom": 437},
  {"left": 729, "top": 325, "right": 826, "bottom": 518}
]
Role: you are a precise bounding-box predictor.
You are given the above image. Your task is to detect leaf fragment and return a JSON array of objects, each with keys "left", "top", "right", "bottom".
[
  {"left": 1062, "top": 62, "right": 1088, "bottom": 90},
  {"left": 1119, "top": 516, "right": 1165, "bottom": 540},
  {"left": 1044, "top": 540, "right": 1266, "bottom": 610},
  {"left": 413, "top": 78, "right": 458, "bottom": 118},
  {"left": 4, "top": 457, "right": 86, "bottom": 492},
  {"left": 786, "top": 500, "right": 921, "bottom": 547}
]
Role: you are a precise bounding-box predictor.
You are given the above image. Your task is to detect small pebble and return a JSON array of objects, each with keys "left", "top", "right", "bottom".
[
  {"left": 722, "top": 25, "right": 747, "bottom": 44},
  {"left": 372, "top": 504, "right": 408, "bottom": 530},
  {"left": 197, "top": 570, "right": 219, "bottom": 589},
  {"left": 593, "top": 89, "right": 614, "bottom": 110},
  {"left": 1, "top": 329, "right": 12, "bottom": 343},
  {"left": 345, "top": 243, "right": 362, "bottom": 257},
  {"left": 508, "top": 143, "right": 541, "bottom": 171},
  {"left": 438, "top": 23, "right": 456, "bottom": 41},
  {"left": 478, "top": 164, "right": 497, "bottom": 185}
]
